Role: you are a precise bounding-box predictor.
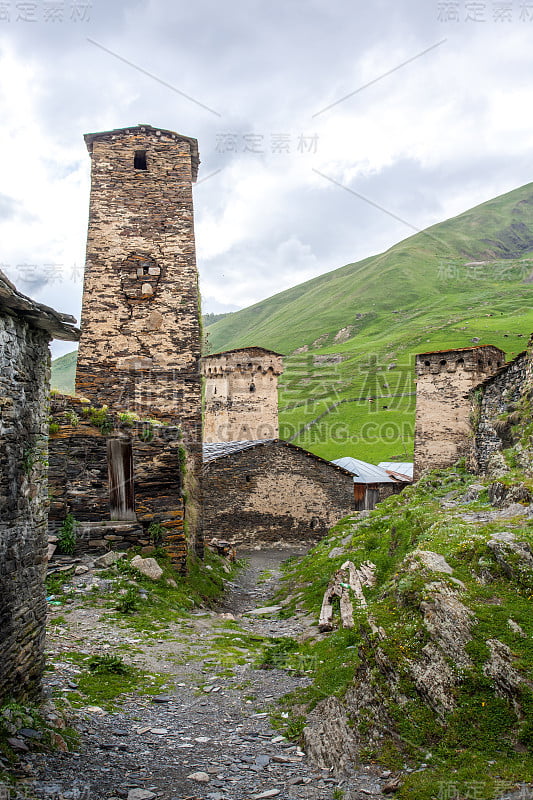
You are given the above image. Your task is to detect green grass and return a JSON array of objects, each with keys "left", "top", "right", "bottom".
[
  {"left": 50, "top": 651, "right": 168, "bottom": 710},
  {"left": 95, "top": 548, "right": 238, "bottom": 634},
  {"left": 271, "top": 459, "right": 533, "bottom": 797}
]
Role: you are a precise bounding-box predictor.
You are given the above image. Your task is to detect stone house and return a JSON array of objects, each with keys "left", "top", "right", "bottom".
[
  {"left": 202, "top": 347, "right": 283, "bottom": 443},
  {"left": 0, "top": 270, "right": 78, "bottom": 704},
  {"left": 202, "top": 439, "right": 355, "bottom": 546}
]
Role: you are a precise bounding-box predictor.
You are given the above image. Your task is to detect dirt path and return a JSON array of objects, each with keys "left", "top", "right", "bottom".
[{"left": 16, "top": 549, "right": 386, "bottom": 800}]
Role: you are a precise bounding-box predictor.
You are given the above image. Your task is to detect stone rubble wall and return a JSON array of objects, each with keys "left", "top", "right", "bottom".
[
  {"left": 203, "top": 441, "right": 354, "bottom": 545},
  {"left": 471, "top": 346, "right": 533, "bottom": 474},
  {"left": 0, "top": 313, "right": 51, "bottom": 704},
  {"left": 48, "top": 395, "right": 190, "bottom": 572}
]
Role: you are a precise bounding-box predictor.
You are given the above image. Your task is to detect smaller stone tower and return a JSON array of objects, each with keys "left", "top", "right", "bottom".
[
  {"left": 414, "top": 345, "right": 505, "bottom": 479},
  {"left": 202, "top": 347, "right": 284, "bottom": 443}
]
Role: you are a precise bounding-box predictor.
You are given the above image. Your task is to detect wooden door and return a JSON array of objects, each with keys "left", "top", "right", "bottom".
[{"left": 107, "top": 439, "right": 136, "bottom": 521}]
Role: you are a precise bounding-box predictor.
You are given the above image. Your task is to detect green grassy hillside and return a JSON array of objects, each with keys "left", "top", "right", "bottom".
[
  {"left": 206, "top": 182, "right": 533, "bottom": 462},
  {"left": 51, "top": 349, "right": 77, "bottom": 395}
]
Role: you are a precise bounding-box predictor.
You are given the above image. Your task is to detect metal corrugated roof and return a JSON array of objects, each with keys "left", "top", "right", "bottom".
[
  {"left": 203, "top": 439, "right": 275, "bottom": 463},
  {"left": 331, "top": 457, "right": 395, "bottom": 484},
  {"left": 378, "top": 462, "right": 414, "bottom": 480}
]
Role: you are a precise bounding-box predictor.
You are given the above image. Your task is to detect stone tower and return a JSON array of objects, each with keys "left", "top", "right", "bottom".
[
  {"left": 414, "top": 345, "right": 505, "bottom": 479},
  {"left": 201, "top": 347, "right": 284, "bottom": 442},
  {"left": 76, "top": 124, "right": 202, "bottom": 445}
]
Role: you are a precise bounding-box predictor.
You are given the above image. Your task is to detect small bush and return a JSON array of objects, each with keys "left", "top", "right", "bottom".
[
  {"left": 115, "top": 587, "right": 140, "bottom": 614},
  {"left": 88, "top": 654, "right": 131, "bottom": 675},
  {"left": 57, "top": 514, "right": 77, "bottom": 555}
]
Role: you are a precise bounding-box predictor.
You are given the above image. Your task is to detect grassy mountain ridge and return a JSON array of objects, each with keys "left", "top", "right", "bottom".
[
  {"left": 206, "top": 182, "right": 533, "bottom": 355},
  {"left": 52, "top": 182, "right": 533, "bottom": 462},
  {"left": 205, "top": 181, "right": 533, "bottom": 462}
]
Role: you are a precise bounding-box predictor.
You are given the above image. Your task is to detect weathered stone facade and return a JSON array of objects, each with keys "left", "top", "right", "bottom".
[
  {"left": 203, "top": 440, "right": 354, "bottom": 546},
  {"left": 202, "top": 348, "right": 283, "bottom": 443},
  {"left": 470, "top": 341, "right": 533, "bottom": 474},
  {"left": 48, "top": 395, "right": 191, "bottom": 571},
  {"left": 74, "top": 124, "right": 203, "bottom": 552},
  {"left": 76, "top": 124, "right": 202, "bottom": 434},
  {"left": 0, "top": 271, "right": 78, "bottom": 704},
  {"left": 414, "top": 346, "right": 505, "bottom": 479}
]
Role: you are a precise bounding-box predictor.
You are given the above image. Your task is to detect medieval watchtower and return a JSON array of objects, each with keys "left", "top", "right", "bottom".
[
  {"left": 76, "top": 124, "right": 202, "bottom": 445},
  {"left": 414, "top": 345, "right": 505, "bottom": 479},
  {"left": 201, "top": 347, "right": 284, "bottom": 442}
]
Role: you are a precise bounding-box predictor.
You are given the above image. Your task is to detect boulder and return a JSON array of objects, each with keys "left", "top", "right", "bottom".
[
  {"left": 407, "top": 550, "right": 454, "bottom": 575},
  {"left": 130, "top": 555, "right": 163, "bottom": 581},
  {"left": 94, "top": 551, "right": 125, "bottom": 568}
]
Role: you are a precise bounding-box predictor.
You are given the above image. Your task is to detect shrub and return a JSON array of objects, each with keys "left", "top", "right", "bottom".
[{"left": 57, "top": 514, "right": 77, "bottom": 555}]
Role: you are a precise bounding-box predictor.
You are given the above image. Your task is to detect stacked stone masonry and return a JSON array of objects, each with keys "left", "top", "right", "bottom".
[
  {"left": 471, "top": 342, "right": 533, "bottom": 474},
  {"left": 414, "top": 346, "right": 505, "bottom": 479},
  {"left": 0, "top": 270, "right": 78, "bottom": 704},
  {"left": 203, "top": 440, "right": 355, "bottom": 546},
  {"left": 202, "top": 347, "right": 283, "bottom": 443},
  {"left": 75, "top": 124, "right": 203, "bottom": 553},
  {"left": 48, "top": 395, "right": 189, "bottom": 572}
]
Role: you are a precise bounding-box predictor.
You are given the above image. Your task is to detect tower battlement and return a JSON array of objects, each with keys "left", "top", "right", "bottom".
[{"left": 202, "top": 347, "right": 284, "bottom": 442}]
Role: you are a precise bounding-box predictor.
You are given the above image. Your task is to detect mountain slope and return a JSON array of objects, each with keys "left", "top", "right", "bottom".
[{"left": 206, "top": 182, "right": 533, "bottom": 462}]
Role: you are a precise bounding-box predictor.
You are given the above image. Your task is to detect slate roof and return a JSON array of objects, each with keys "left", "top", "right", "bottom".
[
  {"left": 203, "top": 439, "right": 275, "bottom": 463},
  {"left": 202, "top": 439, "right": 354, "bottom": 476},
  {"left": 417, "top": 345, "right": 505, "bottom": 357},
  {"left": 378, "top": 461, "right": 414, "bottom": 481},
  {"left": 331, "top": 457, "right": 395, "bottom": 484},
  {"left": 0, "top": 270, "right": 79, "bottom": 341},
  {"left": 203, "top": 346, "right": 284, "bottom": 358}
]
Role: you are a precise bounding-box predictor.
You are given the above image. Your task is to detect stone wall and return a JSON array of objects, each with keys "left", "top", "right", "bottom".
[
  {"left": 471, "top": 345, "right": 533, "bottom": 474},
  {"left": 48, "top": 395, "right": 190, "bottom": 572},
  {"left": 202, "top": 348, "right": 283, "bottom": 443},
  {"left": 0, "top": 315, "right": 50, "bottom": 704},
  {"left": 75, "top": 125, "right": 203, "bottom": 550},
  {"left": 414, "top": 346, "right": 505, "bottom": 479},
  {"left": 203, "top": 441, "right": 354, "bottom": 546}
]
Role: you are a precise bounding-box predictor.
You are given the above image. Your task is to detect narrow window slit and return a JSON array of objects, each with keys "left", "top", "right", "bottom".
[{"left": 134, "top": 150, "right": 147, "bottom": 170}]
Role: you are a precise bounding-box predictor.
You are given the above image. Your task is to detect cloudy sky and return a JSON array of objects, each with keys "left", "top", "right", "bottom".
[{"left": 1, "top": 0, "right": 532, "bottom": 356}]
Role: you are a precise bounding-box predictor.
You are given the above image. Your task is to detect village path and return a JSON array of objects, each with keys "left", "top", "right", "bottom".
[{"left": 21, "top": 548, "right": 386, "bottom": 800}]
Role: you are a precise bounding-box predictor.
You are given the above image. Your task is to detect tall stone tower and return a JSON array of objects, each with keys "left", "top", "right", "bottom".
[
  {"left": 76, "top": 124, "right": 202, "bottom": 445},
  {"left": 414, "top": 345, "right": 505, "bottom": 479},
  {"left": 201, "top": 347, "right": 284, "bottom": 442}
]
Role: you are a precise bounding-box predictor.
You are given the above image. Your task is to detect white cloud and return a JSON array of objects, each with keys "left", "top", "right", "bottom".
[{"left": 0, "top": 0, "right": 532, "bottom": 329}]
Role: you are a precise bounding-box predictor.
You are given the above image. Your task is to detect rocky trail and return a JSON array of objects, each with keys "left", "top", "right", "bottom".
[{"left": 9, "top": 548, "right": 389, "bottom": 800}]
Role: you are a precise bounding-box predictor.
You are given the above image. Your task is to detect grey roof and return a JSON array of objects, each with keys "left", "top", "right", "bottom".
[
  {"left": 378, "top": 462, "right": 414, "bottom": 480},
  {"left": 332, "top": 457, "right": 395, "bottom": 484},
  {"left": 203, "top": 346, "right": 284, "bottom": 358},
  {"left": 203, "top": 439, "right": 354, "bottom": 477},
  {"left": 0, "top": 270, "right": 79, "bottom": 341},
  {"left": 203, "top": 439, "right": 275, "bottom": 463}
]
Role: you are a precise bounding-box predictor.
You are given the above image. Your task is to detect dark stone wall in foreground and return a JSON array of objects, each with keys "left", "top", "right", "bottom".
[{"left": 0, "top": 314, "right": 50, "bottom": 704}]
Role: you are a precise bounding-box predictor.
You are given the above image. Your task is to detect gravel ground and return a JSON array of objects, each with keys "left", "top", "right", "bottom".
[{"left": 6, "top": 548, "right": 389, "bottom": 800}]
